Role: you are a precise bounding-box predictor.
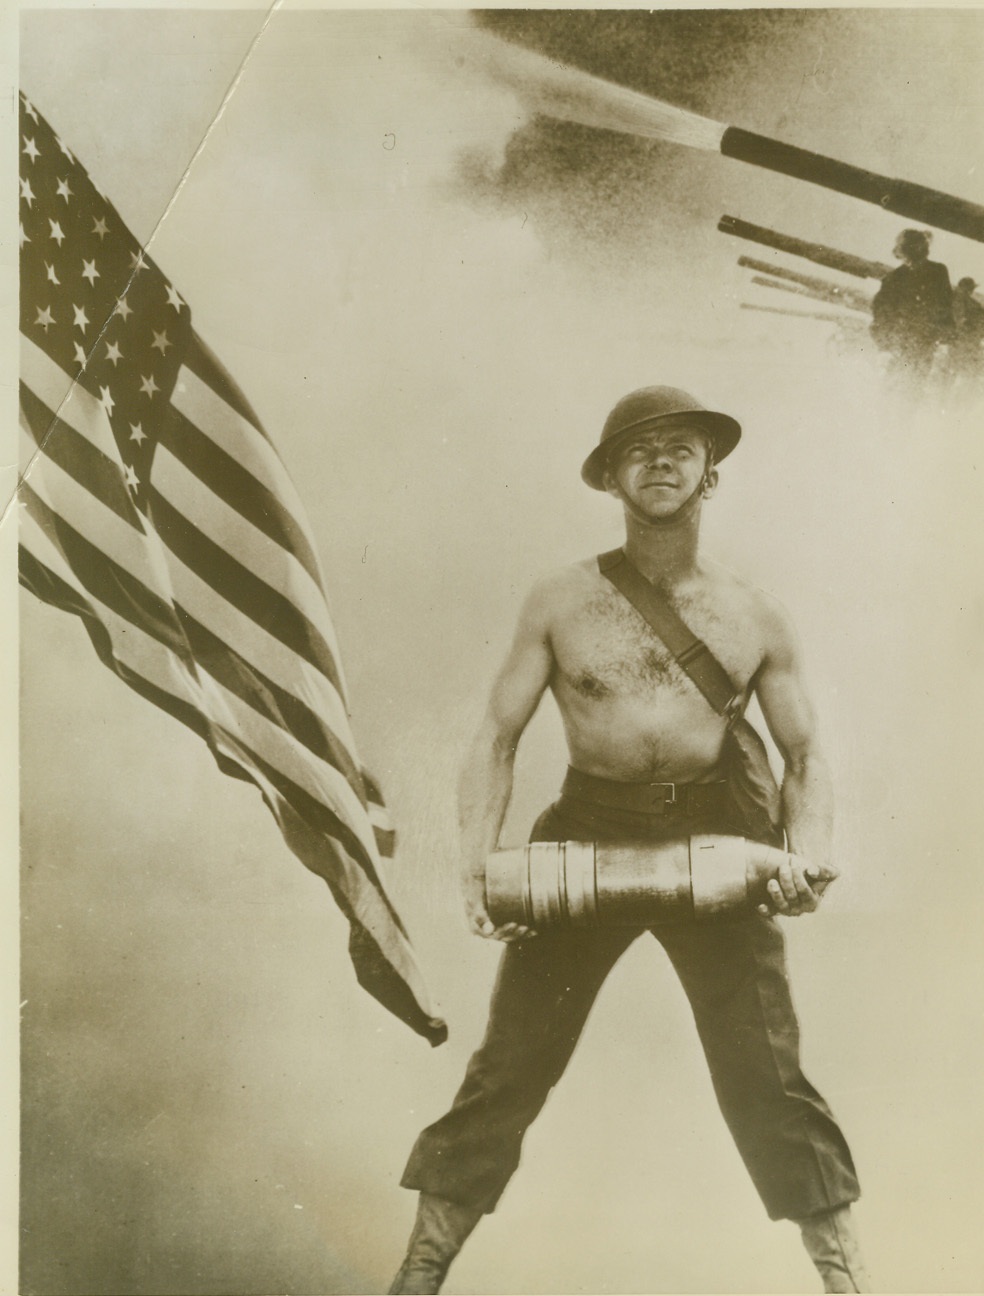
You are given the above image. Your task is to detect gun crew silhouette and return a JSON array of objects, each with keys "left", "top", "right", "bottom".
[{"left": 724, "top": 215, "right": 984, "bottom": 396}]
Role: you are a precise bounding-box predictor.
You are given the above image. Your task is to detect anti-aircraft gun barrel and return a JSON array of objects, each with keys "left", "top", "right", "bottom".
[
  {"left": 738, "top": 256, "right": 873, "bottom": 313},
  {"left": 750, "top": 274, "right": 872, "bottom": 314},
  {"left": 720, "top": 215, "right": 892, "bottom": 280},
  {"left": 740, "top": 303, "right": 856, "bottom": 324},
  {"left": 718, "top": 128, "right": 984, "bottom": 243}
]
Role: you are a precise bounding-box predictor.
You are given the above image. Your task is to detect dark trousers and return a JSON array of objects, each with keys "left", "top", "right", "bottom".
[{"left": 401, "top": 784, "right": 860, "bottom": 1221}]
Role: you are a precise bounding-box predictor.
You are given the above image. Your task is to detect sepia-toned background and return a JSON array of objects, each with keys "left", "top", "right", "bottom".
[{"left": 16, "top": 7, "right": 984, "bottom": 1293}]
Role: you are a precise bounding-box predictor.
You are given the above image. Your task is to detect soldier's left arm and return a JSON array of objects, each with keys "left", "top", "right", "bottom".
[{"left": 753, "top": 594, "right": 839, "bottom": 915}]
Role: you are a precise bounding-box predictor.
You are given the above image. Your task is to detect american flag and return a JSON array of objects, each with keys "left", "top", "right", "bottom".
[{"left": 17, "top": 92, "right": 446, "bottom": 1046}]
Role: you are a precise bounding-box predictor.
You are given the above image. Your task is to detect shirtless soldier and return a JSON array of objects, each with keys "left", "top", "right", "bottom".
[{"left": 390, "top": 386, "right": 868, "bottom": 1294}]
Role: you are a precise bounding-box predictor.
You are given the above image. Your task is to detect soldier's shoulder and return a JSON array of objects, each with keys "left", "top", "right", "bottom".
[
  {"left": 527, "top": 557, "right": 602, "bottom": 599},
  {"left": 704, "top": 560, "right": 792, "bottom": 626},
  {"left": 522, "top": 558, "right": 605, "bottom": 616}
]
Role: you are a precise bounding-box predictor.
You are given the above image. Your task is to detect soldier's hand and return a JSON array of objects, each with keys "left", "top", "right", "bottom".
[
  {"left": 462, "top": 870, "right": 536, "bottom": 943},
  {"left": 757, "top": 854, "right": 839, "bottom": 918}
]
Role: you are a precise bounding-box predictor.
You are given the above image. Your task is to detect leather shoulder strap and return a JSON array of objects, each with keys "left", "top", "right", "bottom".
[{"left": 597, "top": 549, "right": 741, "bottom": 720}]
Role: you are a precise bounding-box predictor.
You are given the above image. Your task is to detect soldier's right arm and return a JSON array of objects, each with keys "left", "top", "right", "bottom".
[{"left": 458, "top": 578, "right": 557, "bottom": 942}]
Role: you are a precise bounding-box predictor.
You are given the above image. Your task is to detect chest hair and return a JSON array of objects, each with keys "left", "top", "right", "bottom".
[{"left": 563, "top": 589, "right": 689, "bottom": 699}]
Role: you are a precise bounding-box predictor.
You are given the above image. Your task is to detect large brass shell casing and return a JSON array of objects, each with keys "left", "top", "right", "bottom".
[{"left": 485, "top": 836, "right": 792, "bottom": 929}]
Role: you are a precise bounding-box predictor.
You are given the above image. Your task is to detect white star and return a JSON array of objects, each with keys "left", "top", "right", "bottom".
[
  {"left": 45, "top": 263, "right": 60, "bottom": 285},
  {"left": 56, "top": 136, "right": 75, "bottom": 164},
  {"left": 151, "top": 330, "right": 172, "bottom": 355},
  {"left": 73, "top": 304, "right": 90, "bottom": 331},
  {"left": 165, "top": 284, "right": 185, "bottom": 312},
  {"left": 105, "top": 341, "right": 123, "bottom": 366},
  {"left": 82, "top": 259, "right": 100, "bottom": 286},
  {"left": 56, "top": 177, "right": 73, "bottom": 202},
  {"left": 73, "top": 343, "right": 87, "bottom": 367},
  {"left": 123, "top": 463, "right": 139, "bottom": 490},
  {"left": 22, "top": 137, "right": 40, "bottom": 163},
  {"left": 34, "top": 306, "right": 55, "bottom": 331},
  {"left": 139, "top": 374, "right": 160, "bottom": 399},
  {"left": 129, "top": 250, "right": 148, "bottom": 273},
  {"left": 99, "top": 386, "right": 115, "bottom": 418},
  {"left": 49, "top": 220, "right": 65, "bottom": 246},
  {"left": 21, "top": 96, "right": 39, "bottom": 124},
  {"left": 92, "top": 217, "right": 109, "bottom": 240},
  {"left": 129, "top": 423, "right": 147, "bottom": 445},
  {"left": 20, "top": 177, "right": 35, "bottom": 207},
  {"left": 115, "top": 297, "right": 133, "bottom": 321},
  {"left": 19, "top": 224, "right": 30, "bottom": 249}
]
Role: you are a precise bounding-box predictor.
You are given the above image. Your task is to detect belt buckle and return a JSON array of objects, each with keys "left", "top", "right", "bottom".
[{"left": 650, "top": 781, "right": 676, "bottom": 808}]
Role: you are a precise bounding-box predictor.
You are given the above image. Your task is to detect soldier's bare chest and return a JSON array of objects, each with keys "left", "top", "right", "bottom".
[{"left": 553, "top": 581, "right": 762, "bottom": 703}]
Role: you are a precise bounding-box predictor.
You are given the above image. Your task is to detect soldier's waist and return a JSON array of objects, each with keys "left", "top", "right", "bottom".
[{"left": 561, "top": 766, "right": 730, "bottom": 817}]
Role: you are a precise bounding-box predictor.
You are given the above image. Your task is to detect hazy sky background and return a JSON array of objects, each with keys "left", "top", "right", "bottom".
[{"left": 14, "top": 7, "right": 984, "bottom": 1294}]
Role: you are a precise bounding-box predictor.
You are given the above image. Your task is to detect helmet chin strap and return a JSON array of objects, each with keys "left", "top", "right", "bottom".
[{"left": 628, "top": 473, "right": 710, "bottom": 529}]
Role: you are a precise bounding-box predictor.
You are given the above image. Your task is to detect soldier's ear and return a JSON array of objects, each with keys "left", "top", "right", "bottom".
[
  {"left": 701, "top": 467, "right": 719, "bottom": 499},
  {"left": 602, "top": 467, "right": 621, "bottom": 499}
]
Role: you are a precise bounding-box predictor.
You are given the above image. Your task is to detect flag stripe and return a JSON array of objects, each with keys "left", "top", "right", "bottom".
[
  {"left": 22, "top": 528, "right": 397, "bottom": 924},
  {"left": 21, "top": 333, "right": 121, "bottom": 466},
  {"left": 21, "top": 520, "right": 391, "bottom": 917},
  {"left": 171, "top": 363, "right": 320, "bottom": 568},
  {"left": 20, "top": 382, "right": 142, "bottom": 528},
  {"left": 200, "top": 674, "right": 384, "bottom": 874},
  {"left": 24, "top": 445, "right": 361, "bottom": 769},
  {"left": 185, "top": 331, "right": 271, "bottom": 443},
  {"left": 21, "top": 415, "right": 356, "bottom": 755},
  {"left": 19, "top": 546, "right": 220, "bottom": 744},
  {"left": 23, "top": 487, "right": 375, "bottom": 850},
  {"left": 152, "top": 440, "right": 340, "bottom": 665},
  {"left": 176, "top": 610, "right": 365, "bottom": 793},
  {"left": 19, "top": 549, "right": 434, "bottom": 1041},
  {"left": 17, "top": 528, "right": 255, "bottom": 788},
  {"left": 20, "top": 523, "right": 224, "bottom": 754},
  {"left": 147, "top": 487, "right": 343, "bottom": 689},
  {"left": 19, "top": 542, "right": 432, "bottom": 1037},
  {"left": 158, "top": 402, "right": 324, "bottom": 588},
  {"left": 169, "top": 358, "right": 350, "bottom": 694},
  {"left": 240, "top": 743, "right": 407, "bottom": 936},
  {"left": 341, "top": 913, "right": 444, "bottom": 1042},
  {"left": 19, "top": 550, "right": 317, "bottom": 823},
  {"left": 18, "top": 426, "right": 183, "bottom": 613},
  {"left": 372, "top": 827, "right": 397, "bottom": 857},
  {"left": 147, "top": 539, "right": 357, "bottom": 751},
  {"left": 20, "top": 505, "right": 99, "bottom": 604},
  {"left": 22, "top": 482, "right": 193, "bottom": 663},
  {"left": 361, "top": 768, "right": 384, "bottom": 803},
  {"left": 235, "top": 796, "right": 439, "bottom": 1037}
]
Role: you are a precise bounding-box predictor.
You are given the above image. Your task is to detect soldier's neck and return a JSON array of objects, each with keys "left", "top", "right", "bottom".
[{"left": 622, "top": 511, "right": 702, "bottom": 587}]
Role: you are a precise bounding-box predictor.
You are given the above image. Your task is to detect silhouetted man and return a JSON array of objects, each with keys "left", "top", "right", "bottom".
[
  {"left": 949, "top": 276, "right": 984, "bottom": 387},
  {"left": 871, "top": 228, "right": 953, "bottom": 386}
]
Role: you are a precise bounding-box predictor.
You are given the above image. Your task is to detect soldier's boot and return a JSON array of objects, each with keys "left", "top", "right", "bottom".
[
  {"left": 388, "top": 1193, "right": 483, "bottom": 1295},
  {"left": 796, "top": 1205, "right": 871, "bottom": 1293}
]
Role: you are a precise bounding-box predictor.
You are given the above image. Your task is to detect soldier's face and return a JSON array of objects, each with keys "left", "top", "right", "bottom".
[{"left": 605, "top": 424, "right": 716, "bottom": 518}]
